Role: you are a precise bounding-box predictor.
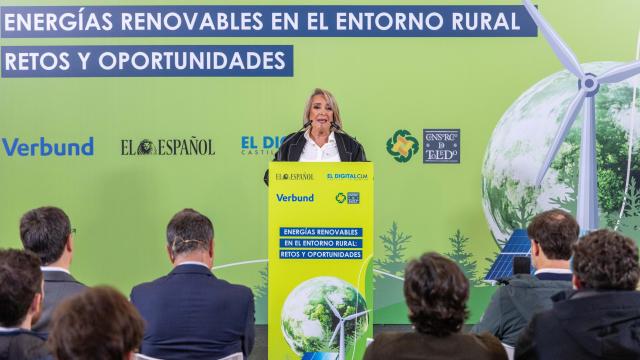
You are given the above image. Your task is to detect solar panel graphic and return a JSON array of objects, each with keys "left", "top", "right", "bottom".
[{"left": 484, "top": 229, "right": 533, "bottom": 282}]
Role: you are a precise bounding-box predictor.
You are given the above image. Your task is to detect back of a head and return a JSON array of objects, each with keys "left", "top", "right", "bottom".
[
  {"left": 166, "top": 208, "right": 214, "bottom": 256},
  {"left": 48, "top": 286, "right": 144, "bottom": 360},
  {"left": 573, "top": 229, "right": 640, "bottom": 290},
  {"left": 20, "top": 206, "right": 71, "bottom": 265},
  {"left": 0, "top": 249, "right": 42, "bottom": 327},
  {"left": 527, "top": 209, "right": 579, "bottom": 260},
  {"left": 403, "top": 252, "right": 469, "bottom": 337}
]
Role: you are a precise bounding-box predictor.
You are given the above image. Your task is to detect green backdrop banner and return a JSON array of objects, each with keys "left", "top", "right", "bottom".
[{"left": 1, "top": 0, "right": 639, "bottom": 325}]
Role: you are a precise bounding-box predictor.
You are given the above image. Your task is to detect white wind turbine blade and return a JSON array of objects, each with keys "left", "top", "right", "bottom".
[
  {"left": 522, "top": 0, "right": 585, "bottom": 78},
  {"left": 329, "top": 321, "right": 341, "bottom": 346},
  {"left": 535, "top": 88, "right": 587, "bottom": 185},
  {"left": 343, "top": 310, "right": 370, "bottom": 321},
  {"left": 325, "top": 297, "right": 341, "bottom": 319},
  {"left": 598, "top": 60, "right": 640, "bottom": 84}
]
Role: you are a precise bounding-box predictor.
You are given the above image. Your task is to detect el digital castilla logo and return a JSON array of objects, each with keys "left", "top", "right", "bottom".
[
  {"left": 1, "top": 137, "right": 94, "bottom": 157},
  {"left": 241, "top": 135, "right": 286, "bottom": 156},
  {"left": 386, "top": 129, "right": 419, "bottom": 163},
  {"left": 275, "top": 173, "right": 314, "bottom": 181},
  {"left": 326, "top": 173, "right": 368, "bottom": 180},
  {"left": 276, "top": 193, "right": 315, "bottom": 202},
  {"left": 120, "top": 137, "right": 215, "bottom": 156}
]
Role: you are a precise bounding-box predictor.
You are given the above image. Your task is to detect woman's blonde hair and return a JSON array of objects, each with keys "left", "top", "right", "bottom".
[{"left": 302, "top": 88, "right": 342, "bottom": 129}]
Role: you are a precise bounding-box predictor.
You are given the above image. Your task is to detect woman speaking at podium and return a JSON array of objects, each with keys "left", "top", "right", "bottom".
[{"left": 264, "top": 88, "right": 367, "bottom": 184}]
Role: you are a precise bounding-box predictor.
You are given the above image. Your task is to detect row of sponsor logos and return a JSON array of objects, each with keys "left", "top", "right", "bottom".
[
  {"left": 242, "top": 129, "right": 461, "bottom": 164},
  {"left": 275, "top": 192, "right": 360, "bottom": 204},
  {"left": 0, "top": 136, "right": 215, "bottom": 157},
  {"left": 274, "top": 173, "right": 368, "bottom": 181},
  {"left": 0, "top": 129, "right": 458, "bottom": 162}
]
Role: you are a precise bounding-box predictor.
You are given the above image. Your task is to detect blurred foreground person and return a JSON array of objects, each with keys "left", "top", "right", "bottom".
[
  {"left": 0, "top": 249, "right": 48, "bottom": 360},
  {"left": 48, "top": 286, "right": 144, "bottom": 360},
  {"left": 364, "top": 252, "right": 507, "bottom": 360}
]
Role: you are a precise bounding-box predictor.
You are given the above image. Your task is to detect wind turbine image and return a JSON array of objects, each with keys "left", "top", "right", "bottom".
[
  {"left": 325, "top": 297, "right": 369, "bottom": 360},
  {"left": 523, "top": 0, "right": 640, "bottom": 231}
]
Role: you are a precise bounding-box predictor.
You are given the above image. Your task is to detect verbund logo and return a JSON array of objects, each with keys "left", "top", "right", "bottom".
[
  {"left": 276, "top": 193, "right": 315, "bottom": 202},
  {"left": 2, "top": 137, "right": 94, "bottom": 157}
]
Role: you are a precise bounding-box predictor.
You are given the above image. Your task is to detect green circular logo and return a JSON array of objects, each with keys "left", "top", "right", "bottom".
[{"left": 386, "top": 129, "right": 419, "bottom": 163}]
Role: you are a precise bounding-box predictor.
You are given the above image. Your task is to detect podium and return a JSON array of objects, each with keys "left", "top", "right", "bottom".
[{"left": 267, "top": 162, "right": 374, "bottom": 360}]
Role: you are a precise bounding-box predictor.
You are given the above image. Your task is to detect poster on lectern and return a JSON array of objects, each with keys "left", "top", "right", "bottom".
[{"left": 268, "top": 162, "right": 374, "bottom": 360}]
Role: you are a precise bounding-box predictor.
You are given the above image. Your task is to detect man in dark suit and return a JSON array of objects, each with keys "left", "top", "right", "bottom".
[
  {"left": 20, "top": 206, "right": 87, "bottom": 335},
  {"left": 131, "top": 208, "right": 255, "bottom": 360}
]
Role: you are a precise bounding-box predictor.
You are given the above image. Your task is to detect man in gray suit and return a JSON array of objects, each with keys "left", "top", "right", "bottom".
[{"left": 20, "top": 206, "right": 87, "bottom": 335}]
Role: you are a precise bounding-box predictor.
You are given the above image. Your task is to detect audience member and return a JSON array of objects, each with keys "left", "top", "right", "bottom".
[
  {"left": 363, "top": 252, "right": 507, "bottom": 360},
  {"left": 48, "top": 286, "right": 144, "bottom": 360},
  {"left": 515, "top": 229, "right": 640, "bottom": 359},
  {"left": 0, "top": 249, "right": 48, "bottom": 360},
  {"left": 20, "top": 206, "right": 87, "bottom": 335},
  {"left": 131, "top": 209, "right": 255, "bottom": 360},
  {"left": 472, "top": 209, "right": 578, "bottom": 348}
]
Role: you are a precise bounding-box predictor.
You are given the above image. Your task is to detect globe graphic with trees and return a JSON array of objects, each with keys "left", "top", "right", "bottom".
[
  {"left": 281, "top": 276, "right": 369, "bottom": 356},
  {"left": 483, "top": 62, "right": 640, "bottom": 248}
]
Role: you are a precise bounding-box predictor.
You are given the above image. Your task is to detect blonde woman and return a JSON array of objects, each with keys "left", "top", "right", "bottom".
[{"left": 264, "top": 88, "right": 366, "bottom": 184}]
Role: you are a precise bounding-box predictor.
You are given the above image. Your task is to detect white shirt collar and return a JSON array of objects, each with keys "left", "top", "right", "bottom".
[
  {"left": 534, "top": 268, "right": 572, "bottom": 275},
  {"left": 41, "top": 266, "right": 70, "bottom": 274},
  {"left": 0, "top": 326, "right": 22, "bottom": 332},
  {"left": 303, "top": 129, "right": 336, "bottom": 146},
  {"left": 176, "top": 261, "right": 210, "bottom": 269}
]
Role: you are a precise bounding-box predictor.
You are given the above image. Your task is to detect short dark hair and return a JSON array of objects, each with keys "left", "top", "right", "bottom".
[
  {"left": 166, "top": 209, "right": 214, "bottom": 256},
  {"left": 404, "top": 252, "right": 469, "bottom": 336},
  {"left": 20, "top": 207, "right": 72, "bottom": 266},
  {"left": 573, "top": 229, "right": 640, "bottom": 290},
  {"left": 0, "top": 249, "right": 42, "bottom": 327},
  {"left": 48, "top": 286, "right": 144, "bottom": 360},
  {"left": 527, "top": 209, "right": 579, "bottom": 260}
]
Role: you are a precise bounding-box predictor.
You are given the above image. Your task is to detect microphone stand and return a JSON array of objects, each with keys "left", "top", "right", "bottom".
[
  {"left": 276, "top": 120, "right": 311, "bottom": 161},
  {"left": 330, "top": 122, "right": 366, "bottom": 161}
]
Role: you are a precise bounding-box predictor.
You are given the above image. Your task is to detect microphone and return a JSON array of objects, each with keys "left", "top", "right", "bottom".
[
  {"left": 330, "top": 121, "right": 366, "bottom": 161},
  {"left": 276, "top": 120, "right": 311, "bottom": 161}
]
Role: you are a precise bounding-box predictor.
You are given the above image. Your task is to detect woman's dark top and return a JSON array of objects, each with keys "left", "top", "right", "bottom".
[
  {"left": 263, "top": 130, "right": 366, "bottom": 185},
  {"left": 363, "top": 331, "right": 508, "bottom": 360}
]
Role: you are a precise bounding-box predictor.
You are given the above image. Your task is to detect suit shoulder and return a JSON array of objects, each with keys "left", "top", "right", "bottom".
[
  {"left": 216, "top": 279, "right": 254, "bottom": 298},
  {"left": 130, "top": 275, "right": 170, "bottom": 293}
]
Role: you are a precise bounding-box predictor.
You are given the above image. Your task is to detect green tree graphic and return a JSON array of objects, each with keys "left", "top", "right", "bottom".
[
  {"left": 445, "top": 229, "right": 482, "bottom": 286},
  {"left": 253, "top": 265, "right": 268, "bottom": 300},
  {"left": 374, "top": 222, "right": 411, "bottom": 277}
]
